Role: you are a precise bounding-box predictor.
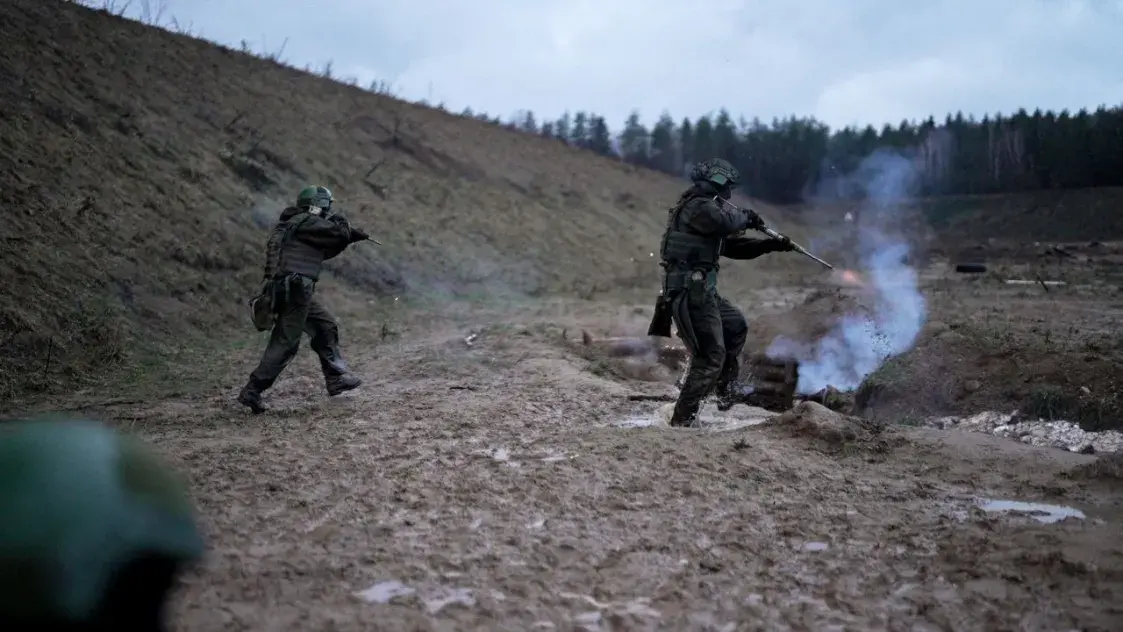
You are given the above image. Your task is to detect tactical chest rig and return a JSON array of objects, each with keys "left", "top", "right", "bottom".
[
  {"left": 248, "top": 212, "right": 314, "bottom": 332},
  {"left": 647, "top": 194, "right": 725, "bottom": 338}
]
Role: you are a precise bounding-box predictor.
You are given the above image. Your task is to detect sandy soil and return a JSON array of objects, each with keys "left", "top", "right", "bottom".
[{"left": 76, "top": 288, "right": 1123, "bottom": 632}]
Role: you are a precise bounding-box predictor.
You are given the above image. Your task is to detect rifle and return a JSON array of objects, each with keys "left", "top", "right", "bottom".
[
  {"left": 321, "top": 207, "right": 382, "bottom": 245},
  {"left": 714, "top": 197, "right": 833, "bottom": 270}
]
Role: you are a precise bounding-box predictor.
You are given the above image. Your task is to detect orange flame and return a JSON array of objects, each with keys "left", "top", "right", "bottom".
[{"left": 837, "top": 269, "right": 864, "bottom": 287}]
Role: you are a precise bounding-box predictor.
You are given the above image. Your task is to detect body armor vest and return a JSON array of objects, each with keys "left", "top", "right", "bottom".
[
  {"left": 263, "top": 211, "right": 322, "bottom": 280},
  {"left": 658, "top": 194, "right": 724, "bottom": 293}
]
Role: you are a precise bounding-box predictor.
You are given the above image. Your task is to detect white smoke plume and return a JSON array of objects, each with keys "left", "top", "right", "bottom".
[{"left": 767, "top": 149, "right": 928, "bottom": 394}]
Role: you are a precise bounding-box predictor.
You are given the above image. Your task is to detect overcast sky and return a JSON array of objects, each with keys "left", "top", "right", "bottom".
[{"left": 116, "top": 0, "right": 1120, "bottom": 131}]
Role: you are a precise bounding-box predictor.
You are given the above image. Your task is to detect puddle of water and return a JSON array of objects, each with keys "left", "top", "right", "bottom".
[
  {"left": 354, "top": 580, "right": 416, "bottom": 604},
  {"left": 613, "top": 402, "right": 771, "bottom": 432},
  {"left": 977, "top": 498, "right": 1085, "bottom": 524}
]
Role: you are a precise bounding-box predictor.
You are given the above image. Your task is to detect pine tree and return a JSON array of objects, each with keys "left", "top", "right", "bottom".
[
  {"left": 619, "top": 111, "right": 651, "bottom": 166},
  {"left": 678, "top": 118, "right": 695, "bottom": 173},
  {"left": 570, "top": 112, "right": 589, "bottom": 149},
  {"left": 588, "top": 115, "right": 613, "bottom": 156},
  {"left": 554, "top": 112, "right": 571, "bottom": 144},
  {"left": 649, "top": 113, "right": 677, "bottom": 174}
]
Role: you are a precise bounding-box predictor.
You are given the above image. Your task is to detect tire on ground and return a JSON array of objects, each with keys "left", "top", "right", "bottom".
[{"left": 954, "top": 262, "right": 988, "bottom": 274}]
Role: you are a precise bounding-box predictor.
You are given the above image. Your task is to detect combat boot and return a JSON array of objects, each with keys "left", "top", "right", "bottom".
[
  {"left": 715, "top": 381, "right": 754, "bottom": 411},
  {"left": 668, "top": 400, "right": 701, "bottom": 428},
  {"left": 668, "top": 411, "right": 698, "bottom": 428},
  {"left": 325, "top": 373, "right": 362, "bottom": 396},
  {"left": 237, "top": 383, "right": 266, "bottom": 414}
]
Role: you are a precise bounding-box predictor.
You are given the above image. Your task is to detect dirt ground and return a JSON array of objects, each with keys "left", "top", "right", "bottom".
[{"left": 47, "top": 266, "right": 1123, "bottom": 632}]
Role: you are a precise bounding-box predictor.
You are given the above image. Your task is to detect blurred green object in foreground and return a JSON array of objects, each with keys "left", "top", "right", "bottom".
[{"left": 0, "top": 417, "right": 204, "bottom": 631}]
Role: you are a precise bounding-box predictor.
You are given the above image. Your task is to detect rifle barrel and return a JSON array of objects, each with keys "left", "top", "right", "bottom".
[{"left": 759, "top": 226, "right": 834, "bottom": 270}]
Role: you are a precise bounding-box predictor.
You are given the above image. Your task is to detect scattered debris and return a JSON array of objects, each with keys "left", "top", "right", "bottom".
[
  {"left": 352, "top": 581, "right": 477, "bottom": 615},
  {"left": 421, "top": 587, "right": 476, "bottom": 615},
  {"left": 627, "top": 394, "right": 675, "bottom": 402},
  {"left": 354, "top": 580, "right": 416, "bottom": 604},
  {"left": 1004, "top": 279, "right": 1066, "bottom": 287},
  {"left": 558, "top": 592, "right": 661, "bottom": 626},
  {"left": 925, "top": 410, "right": 1123, "bottom": 454},
  {"left": 1041, "top": 245, "right": 1073, "bottom": 258},
  {"left": 463, "top": 333, "right": 479, "bottom": 347}
]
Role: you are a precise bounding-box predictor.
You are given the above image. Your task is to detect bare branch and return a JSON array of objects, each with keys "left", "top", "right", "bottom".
[
  {"left": 270, "top": 36, "right": 288, "bottom": 62},
  {"left": 367, "top": 80, "right": 396, "bottom": 96},
  {"left": 364, "top": 157, "right": 388, "bottom": 179},
  {"left": 223, "top": 109, "right": 248, "bottom": 132}
]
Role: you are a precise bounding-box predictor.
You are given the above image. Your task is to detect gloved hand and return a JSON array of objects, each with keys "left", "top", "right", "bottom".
[
  {"left": 772, "top": 235, "right": 796, "bottom": 251},
  {"left": 350, "top": 226, "right": 370, "bottom": 242},
  {"left": 742, "top": 207, "right": 765, "bottom": 230}
]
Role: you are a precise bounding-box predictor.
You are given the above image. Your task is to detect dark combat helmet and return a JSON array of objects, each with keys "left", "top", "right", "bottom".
[
  {"left": 690, "top": 158, "right": 741, "bottom": 189},
  {"left": 0, "top": 418, "right": 204, "bottom": 631}
]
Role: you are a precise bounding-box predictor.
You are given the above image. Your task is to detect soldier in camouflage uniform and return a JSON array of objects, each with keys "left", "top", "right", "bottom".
[
  {"left": 653, "top": 159, "right": 796, "bottom": 427},
  {"left": 0, "top": 417, "right": 204, "bottom": 631},
  {"left": 238, "top": 185, "right": 370, "bottom": 413}
]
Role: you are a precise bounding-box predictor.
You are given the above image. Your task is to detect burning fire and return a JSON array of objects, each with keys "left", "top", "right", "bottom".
[{"left": 836, "top": 269, "right": 865, "bottom": 287}]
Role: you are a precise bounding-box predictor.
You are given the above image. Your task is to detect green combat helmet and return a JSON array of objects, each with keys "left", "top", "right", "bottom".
[
  {"left": 295, "top": 185, "right": 335, "bottom": 214},
  {"left": 690, "top": 158, "right": 741, "bottom": 189},
  {"left": 0, "top": 418, "right": 204, "bottom": 631}
]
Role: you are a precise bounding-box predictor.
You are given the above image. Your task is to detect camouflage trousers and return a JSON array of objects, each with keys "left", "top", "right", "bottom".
[
  {"left": 668, "top": 290, "right": 748, "bottom": 426},
  {"left": 246, "top": 276, "right": 349, "bottom": 392}
]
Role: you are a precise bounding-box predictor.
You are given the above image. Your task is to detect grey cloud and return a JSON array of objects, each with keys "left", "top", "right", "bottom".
[{"left": 118, "top": 0, "right": 1122, "bottom": 130}]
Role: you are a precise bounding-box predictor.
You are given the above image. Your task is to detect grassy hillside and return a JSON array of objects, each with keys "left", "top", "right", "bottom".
[{"left": 0, "top": 0, "right": 808, "bottom": 403}]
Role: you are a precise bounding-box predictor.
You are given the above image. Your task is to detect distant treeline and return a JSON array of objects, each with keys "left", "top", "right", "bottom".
[{"left": 458, "top": 105, "right": 1123, "bottom": 205}]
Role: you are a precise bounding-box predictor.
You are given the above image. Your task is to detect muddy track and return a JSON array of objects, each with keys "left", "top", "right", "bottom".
[{"left": 94, "top": 300, "right": 1123, "bottom": 631}]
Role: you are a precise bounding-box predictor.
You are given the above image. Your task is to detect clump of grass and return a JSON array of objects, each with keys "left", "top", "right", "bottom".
[
  {"left": 1024, "top": 384, "right": 1071, "bottom": 420},
  {"left": 1022, "top": 384, "right": 1122, "bottom": 432}
]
